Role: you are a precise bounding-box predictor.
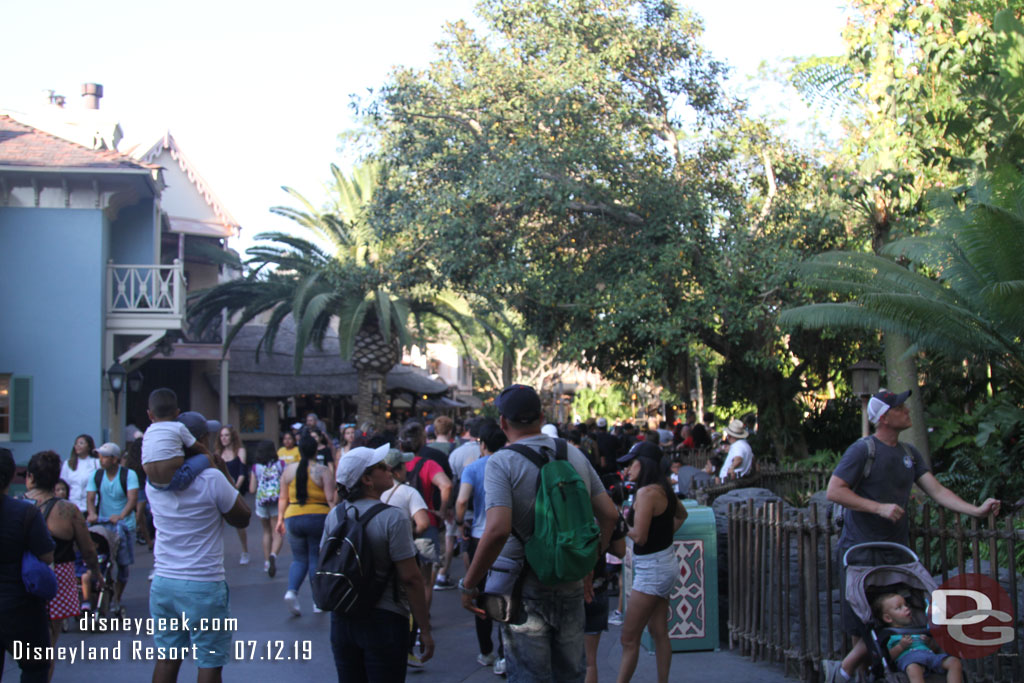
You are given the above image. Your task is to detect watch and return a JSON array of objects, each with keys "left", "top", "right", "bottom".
[{"left": 458, "top": 578, "right": 479, "bottom": 596}]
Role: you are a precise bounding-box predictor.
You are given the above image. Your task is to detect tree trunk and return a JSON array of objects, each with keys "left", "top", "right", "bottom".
[
  {"left": 883, "top": 332, "right": 930, "bottom": 464},
  {"left": 354, "top": 370, "right": 386, "bottom": 432},
  {"left": 501, "top": 344, "right": 514, "bottom": 387}
]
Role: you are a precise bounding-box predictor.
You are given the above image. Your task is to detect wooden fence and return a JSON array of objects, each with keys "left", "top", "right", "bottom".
[{"left": 726, "top": 496, "right": 1023, "bottom": 682}]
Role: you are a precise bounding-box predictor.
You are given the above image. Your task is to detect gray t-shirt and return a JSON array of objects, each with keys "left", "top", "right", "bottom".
[
  {"left": 484, "top": 434, "right": 604, "bottom": 574},
  {"left": 320, "top": 498, "right": 417, "bottom": 617},
  {"left": 448, "top": 440, "right": 479, "bottom": 481},
  {"left": 832, "top": 436, "right": 929, "bottom": 550}
]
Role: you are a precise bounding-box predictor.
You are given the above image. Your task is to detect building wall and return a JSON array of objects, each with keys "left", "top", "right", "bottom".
[
  {"left": 0, "top": 207, "right": 107, "bottom": 462},
  {"left": 109, "top": 197, "right": 157, "bottom": 266}
]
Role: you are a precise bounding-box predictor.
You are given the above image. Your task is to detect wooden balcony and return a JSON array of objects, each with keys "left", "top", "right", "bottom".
[{"left": 105, "top": 260, "right": 185, "bottom": 332}]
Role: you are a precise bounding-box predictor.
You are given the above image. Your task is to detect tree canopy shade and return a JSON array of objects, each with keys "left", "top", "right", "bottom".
[{"left": 364, "top": 0, "right": 867, "bottom": 455}]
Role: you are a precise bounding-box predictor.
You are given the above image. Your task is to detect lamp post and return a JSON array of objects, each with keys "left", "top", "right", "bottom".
[
  {"left": 107, "top": 362, "right": 127, "bottom": 415},
  {"left": 849, "top": 360, "right": 881, "bottom": 437}
]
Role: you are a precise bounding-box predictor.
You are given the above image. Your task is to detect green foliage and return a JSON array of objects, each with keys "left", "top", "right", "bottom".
[
  {"left": 366, "top": 0, "right": 868, "bottom": 458},
  {"left": 790, "top": 449, "right": 842, "bottom": 471},
  {"left": 780, "top": 168, "right": 1024, "bottom": 392},
  {"left": 928, "top": 394, "right": 1024, "bottom": 503},
  {"left": 571, "top": 386, "right": 632, "bottom": 423}
]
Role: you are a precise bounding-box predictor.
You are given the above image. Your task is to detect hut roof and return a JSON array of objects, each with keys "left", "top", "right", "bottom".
[{"left": 227, "top": 318, "right": 448, "bottom": 398}]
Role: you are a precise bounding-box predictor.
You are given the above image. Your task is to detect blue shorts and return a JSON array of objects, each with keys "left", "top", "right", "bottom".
[
  {"left": 898, "top": 650, "right": 952, "bottom": 674},
  {"left": 150, "top": 576, "right": 232, "bottom": 668},
  {"left": 149, "top": 454, "right": 211, "bottom": 492}
]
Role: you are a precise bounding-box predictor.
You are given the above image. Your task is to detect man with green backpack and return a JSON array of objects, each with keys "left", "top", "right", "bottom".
[{"left": 460, "top": 384, "right": 618, "bottom": 682}]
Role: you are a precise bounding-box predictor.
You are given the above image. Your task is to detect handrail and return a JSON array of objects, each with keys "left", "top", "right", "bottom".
[{"left": 106, "top": 260, "right": 185, "bottom": 315}]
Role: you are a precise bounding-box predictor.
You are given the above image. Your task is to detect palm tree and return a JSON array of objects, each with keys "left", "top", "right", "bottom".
[
  {"left": 189, "top": 163, "right": 470, "bottom": 430},
  {"left": 780, "top": 168, "right": 1024, "bottom": 394}
]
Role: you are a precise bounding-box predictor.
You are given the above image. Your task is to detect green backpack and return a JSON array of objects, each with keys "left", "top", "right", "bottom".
[{"left": 505, "top": 439, "right": 601, "bottom": 585}]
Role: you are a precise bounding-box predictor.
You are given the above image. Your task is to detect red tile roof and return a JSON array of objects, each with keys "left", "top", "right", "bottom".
[{"left": 0, "top": 115, "right": 157, "bottom": 171}]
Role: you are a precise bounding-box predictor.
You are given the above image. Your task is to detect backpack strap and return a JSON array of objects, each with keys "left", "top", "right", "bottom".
[
  {"left": 347, "top": 502, "right": 398, "bottom": 604},
  {"left": 409, "top": 457, "right": 428, "bottom": 496},
  {"left": 119, "top": 467, "right": 128, "bottom": 496}
]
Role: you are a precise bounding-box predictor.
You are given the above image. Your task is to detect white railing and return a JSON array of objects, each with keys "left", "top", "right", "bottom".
[{"left": 106, "top": 260, "right": 185, "bottom": 316}]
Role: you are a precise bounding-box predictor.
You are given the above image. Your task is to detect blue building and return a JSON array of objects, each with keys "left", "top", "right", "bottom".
[{"left": 0, "top": 113, "right": 181, "bottom": 462}]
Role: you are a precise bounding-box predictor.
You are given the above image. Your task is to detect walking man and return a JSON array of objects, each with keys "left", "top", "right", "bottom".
[
  {"left": 460, "top": 384, "right": 618, "bottom": 682},
  {"left": 825, "top": 389, "right": 1000, "bottom": 682}
]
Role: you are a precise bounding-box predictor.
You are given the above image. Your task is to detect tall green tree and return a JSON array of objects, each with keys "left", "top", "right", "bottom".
[{"left": 364, "top": 0, "right": 866, "bottom": 457}]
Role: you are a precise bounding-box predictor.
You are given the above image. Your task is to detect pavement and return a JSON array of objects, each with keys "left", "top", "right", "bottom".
[{"left": 7, "top": 500, "right": 793, "bottom": 682}]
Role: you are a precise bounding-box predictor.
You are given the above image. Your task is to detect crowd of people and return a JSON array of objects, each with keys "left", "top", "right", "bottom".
[{"left": 0, "top": 385, "right": 760, "bottom": 683}]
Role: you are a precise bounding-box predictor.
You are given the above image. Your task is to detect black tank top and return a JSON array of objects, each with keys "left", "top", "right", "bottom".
[
  {"left": 634, "top": 492, "right": 676, "bottom": 556},
  {"left": 41, "top": 499, "right": 76, "bottom": 564}
]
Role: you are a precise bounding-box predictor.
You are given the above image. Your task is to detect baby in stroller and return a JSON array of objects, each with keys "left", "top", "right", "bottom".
[
  {"left": 842, "top": 542, "right": 964, "bottom": 683},
  {"left": 873, "top": 593, "right": 962, "bottom": 683}
]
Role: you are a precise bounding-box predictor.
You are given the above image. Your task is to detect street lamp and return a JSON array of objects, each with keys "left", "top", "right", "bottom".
[
  {"left": 127, "top": 369, "right": 144, "bottom": 393},
  {"left": 107, "top": 362, "right": 127, "bottom": 414},
  {"left": 849, "top": 360, "right": 881, "bottom": 437}
]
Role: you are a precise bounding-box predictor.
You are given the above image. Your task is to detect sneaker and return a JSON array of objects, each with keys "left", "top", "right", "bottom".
[
  {"left": 608, "top": 610, "right": 623, "bottom": 626},
  {"left": 434, "top": 575, "right": 455, "bottom": 591},
  {"left": 407, "top": 653, "right": 424, "bottom": 668},
  {"left": 312, "top": 604, "right": 323, "bottom": 614},
  {"left": 493, "top": 658, "right": 507, "bottom": 676},
  {"left": 476, "top": 652, "right": 498, "bottom": 667},
  {"left": 239, "top": 552, "right": 250, "bottom": 566},
  {"left": 264, "top": 560, "right": 271, "bottom": 572},
  {"left": 284, "top": 590, "right": 301, "bottom": 616},
  {"left": 268, "top": 554, "right": 277, "bottom": 578}
]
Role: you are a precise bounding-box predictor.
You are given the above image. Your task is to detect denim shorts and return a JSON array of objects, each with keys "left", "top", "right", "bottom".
[
  {"left": 631, "top": 546, "right": 678, "bottom": 598},
  {"left": 898, "top": 650, "right": 952, "bottom": 674},
  {"left": 503, "top": 578, "right": 586, "bottom": 682},
  {"left": 150, "top": 576, "right": 232, "bottom": 668},
  {"left": 254, "top": 502, "right": 278, "bottom": 519}
]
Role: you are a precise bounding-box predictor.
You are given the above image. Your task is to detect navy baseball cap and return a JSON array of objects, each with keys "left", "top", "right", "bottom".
[
  {"left": 867, "top": 389, "right": 911, "bottom": 424},
  {"left": 178, "top": 411, "right": 220, "bottom": 439},
  {"left": 496, "top": 384, "right": 543, "bottom": 424},
  {"left": 617, "top": 441, "right": 663, "bottom": 465}
]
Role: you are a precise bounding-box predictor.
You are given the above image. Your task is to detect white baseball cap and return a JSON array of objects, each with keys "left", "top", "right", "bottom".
[{"left": 336, "top": 443, "right": 391, "bottom": 489}]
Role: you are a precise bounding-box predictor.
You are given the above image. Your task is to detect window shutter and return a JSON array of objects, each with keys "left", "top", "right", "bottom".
[{"left": 10, "top": 375, "right": 32, "bottom": 442}]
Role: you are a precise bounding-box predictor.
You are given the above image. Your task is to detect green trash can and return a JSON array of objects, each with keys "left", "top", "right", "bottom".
[{"left": 622, "top": 499, "right": 719, "bottom": 652}]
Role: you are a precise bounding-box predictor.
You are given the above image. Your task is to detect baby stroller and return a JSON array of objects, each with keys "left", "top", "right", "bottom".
[
  {"left": 843, "top": 542, "right": 954, "bottom": 683},
  {"left": 86, "top": 524, "right": 125, "bottom": 619}
]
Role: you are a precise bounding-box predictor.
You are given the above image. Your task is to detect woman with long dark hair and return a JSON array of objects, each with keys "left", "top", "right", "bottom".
[
  {"left": 216, "top": 425, "right": 249, "bottom": 565},
  {"left": 25, "top": 450, "right": 102, "bottom": 679},
  {"left": 616, "top": 442, "right": 687, "bottom": 683},
  {"left": 275, "top": 435, "right": 336, "bottom": 616},
  {"left": 59, "top": 434, "right": 99, "bottom": 513}
]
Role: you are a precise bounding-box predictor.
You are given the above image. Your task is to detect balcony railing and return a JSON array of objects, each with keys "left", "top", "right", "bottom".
[{"left": 106, "top": 261, "right": 185, "bottom": 329}]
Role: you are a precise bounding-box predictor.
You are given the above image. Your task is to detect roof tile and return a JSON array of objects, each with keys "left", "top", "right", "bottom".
[{"left": 0, "top": 115, "right": 157, "bottom": 171}]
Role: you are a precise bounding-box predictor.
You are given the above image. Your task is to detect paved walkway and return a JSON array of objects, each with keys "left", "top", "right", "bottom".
[{"left": 8, "top": 501, "right": 793, "bottom": 682}]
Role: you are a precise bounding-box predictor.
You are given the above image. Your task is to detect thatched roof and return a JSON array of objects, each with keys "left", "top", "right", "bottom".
[{"left": 225, "top": 318, "right": 448, "bottom": 398}]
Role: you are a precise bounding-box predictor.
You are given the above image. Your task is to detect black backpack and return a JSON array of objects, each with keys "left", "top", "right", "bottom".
[
  {"left": 311, "top": 502, "right": 393, "bottom": 615},
  {"left": 93, "top": 467, "right": 129, "bottom": 508}
]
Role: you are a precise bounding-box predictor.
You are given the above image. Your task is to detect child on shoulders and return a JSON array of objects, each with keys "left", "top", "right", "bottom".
[{"left": 142, "top": 388, "right": 219, "bottom": 490}]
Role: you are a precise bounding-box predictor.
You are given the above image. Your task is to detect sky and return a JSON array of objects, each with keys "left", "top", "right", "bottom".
[{"left": 0, "top": 0, "right": 849, "bottom": 253}]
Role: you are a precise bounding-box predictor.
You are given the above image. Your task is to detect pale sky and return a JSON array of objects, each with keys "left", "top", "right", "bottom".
[{"left": 0, "top": 0, "right": 848, "bottom": 252}]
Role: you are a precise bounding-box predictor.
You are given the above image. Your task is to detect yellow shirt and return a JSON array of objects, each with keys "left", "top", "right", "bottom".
[
  {"left": 277, "top": 447, "right": 300, "bottom": 465},
  {"left": 283, "top": 468, "right": 329, "bottom": 518}
]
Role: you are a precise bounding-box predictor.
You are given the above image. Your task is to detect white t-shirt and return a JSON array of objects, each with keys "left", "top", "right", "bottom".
[
  {"left": 61, "top": 456, "right": 101, "bottom": 513},
  {"left": 381, "top": 481, "right": 428, "bottom": 521},
  {"left": 719, "top": 439, "right": 754, "bottom": 480},
  {"left": 142, "top": 421, "right": 197, "bottom": 464},
  {"left": 147, "top": 469, "right": 240, "bottom": 581}
]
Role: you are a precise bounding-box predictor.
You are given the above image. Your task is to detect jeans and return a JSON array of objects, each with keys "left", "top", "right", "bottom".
[
  {"left": 501, "top": 577, "right": 586, "bottom": 683},
  {"left": 285, "top": 513, "right": 326, "bottom": 592},
  {"left": 149, "top": 453, "right": 211, "bottom": 491},
  {"left": 331, "top": 608, "right": 408, "bottom": 682}
]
